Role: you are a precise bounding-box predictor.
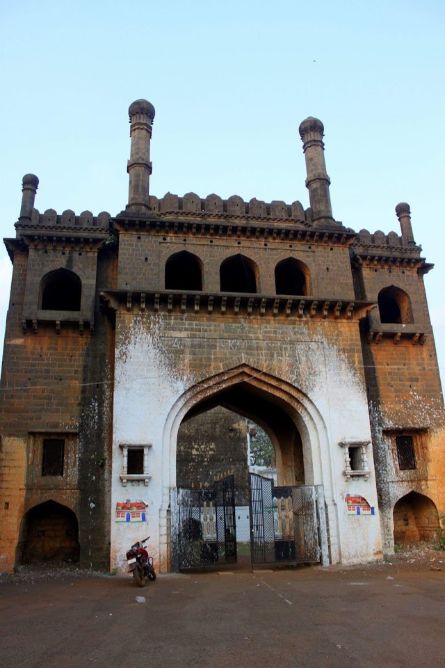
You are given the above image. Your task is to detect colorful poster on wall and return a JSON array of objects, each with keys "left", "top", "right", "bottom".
[
  {"left": 115, "top": 500, "right": 148, "bottom": 522},
  {"left": 346, "top": 494, "right": 375, "bottom": 516}
]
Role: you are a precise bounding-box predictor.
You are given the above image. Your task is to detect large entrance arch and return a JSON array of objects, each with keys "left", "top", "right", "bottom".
[
  {"left": 162, "top": 365, "right": 332, "bottom": 570},
  {"left": 164, "top": 364, "right": 330, "bottom": 488}
]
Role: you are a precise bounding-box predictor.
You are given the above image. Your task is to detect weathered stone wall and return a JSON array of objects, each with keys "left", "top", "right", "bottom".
[
  {"left": 111, "top": 306, "right": 383, "bottom": 572},
  {"left": 356, "top": 260, "right": 445, "bottom": 551},
  {"left": 0, "top": 436, "right": 27, "bottom": 571},
  {"left": 116, "top": 231, "right": 356, "bottom": 300},
  {"left": 0, "top": 244, "right": 116, "bottom": 571}
]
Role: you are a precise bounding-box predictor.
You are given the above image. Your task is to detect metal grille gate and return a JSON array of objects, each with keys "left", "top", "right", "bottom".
[
  {"left": 176, "top": 476, "right": 237, "bottom": 570},
  {"left": 249, "top": 473, "right": 326, "bottom": 565},
  {"left": 249, "top": 473, "right": 275, "bottom": 563},
  {"left": 173, "top": 473, "right": 327, "bottom": 570}
]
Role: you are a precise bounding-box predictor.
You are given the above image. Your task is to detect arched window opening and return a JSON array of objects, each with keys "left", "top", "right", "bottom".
[
  {"left": 220, "top": 254, "right": 257, "bottom": 293},
  {"left": 165, "top": 251, "right": 202, "bottom": 291},
  {"left": 378, "top": 286, "right": 413, "bottom": 324},
  {"left": 18, "top": 500, "right": 80, "bottom": 564},
  {"left": 275, "top": 258, "right": 309, "bottom": 296},
  {"left": 40, "top": 269, "right": 81, "bottom": 311},
  {"left": 393, "top": 492, "right": 439, "bottom": 546}
]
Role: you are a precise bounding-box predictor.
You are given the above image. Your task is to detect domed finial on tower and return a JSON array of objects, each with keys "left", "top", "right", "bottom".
[
  {"left": 298, "top": 116, "right": 334, "bottom": 226},
  {"left": 128, "top": 99, "right": 156, "bottom": 123},
  {"left": 298, "top": 116, "right": 325, "bottom": 140},
  {"left": 395, "top": 202, "right": 415, "bottom": 245},
  {"left": 19, "top": 173, "right": 39, "bottom": 221},
  {"left": 126, "top": 99, "right": 156, "bottom": 213}
]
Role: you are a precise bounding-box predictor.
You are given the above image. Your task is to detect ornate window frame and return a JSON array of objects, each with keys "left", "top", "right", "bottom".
[
  {"left": 338, "top": 440, "right": 371, "bottom": 481},
  {"left": 119, "top": 443, "right": 152, "bottom": 486}
]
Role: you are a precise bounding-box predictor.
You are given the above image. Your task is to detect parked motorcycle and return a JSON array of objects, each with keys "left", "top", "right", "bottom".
[{"left": 126, "top": 536, "right": 156, "bottom": 587}]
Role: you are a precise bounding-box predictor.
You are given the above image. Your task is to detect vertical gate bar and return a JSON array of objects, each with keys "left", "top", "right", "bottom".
[
  {"left": 249, "top": 474, "right": 257, "bottom": 565},
  {"left": 215, "top": 480, "right": 224, "bottom": 562},
  {"left": 223, "top": 476, "right": 237, "bottom": 563},
  {"left": 258, "top": 478, "right": 265, "bottom": 561},
  {"left": 170, "top": 488, "right": 179, "bottom": 572},
  {"left": 263, "top": 475, "right": 275, "bottom": 562}
]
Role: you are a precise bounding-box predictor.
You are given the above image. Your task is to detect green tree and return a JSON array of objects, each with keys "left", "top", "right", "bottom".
[{"left": 248, "top": 423, "right": 274, "bottom": 467}]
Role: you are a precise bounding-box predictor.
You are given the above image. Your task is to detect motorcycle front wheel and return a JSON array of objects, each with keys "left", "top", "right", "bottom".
[
  {"left": 132, "top": 566, "right": 147, "bottom": 587},
  {"left": 148, "top": 568, "right": 156, "bottom": 581}
]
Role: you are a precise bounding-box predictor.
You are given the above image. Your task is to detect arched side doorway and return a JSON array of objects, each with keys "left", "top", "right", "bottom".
[
  {"left": 162, "top": 365, "right": 332, "bottom": 571},
  {"left": 17, "top": 500, "right": 80, "bottom": 565},
  {"left": 393, "top": 492, "right": 440, "bottom": 545}
]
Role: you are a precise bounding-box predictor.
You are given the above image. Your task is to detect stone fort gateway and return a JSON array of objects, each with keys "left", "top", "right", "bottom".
[{"left": 0, "top": 99, "right": 444, "bottom": 574}]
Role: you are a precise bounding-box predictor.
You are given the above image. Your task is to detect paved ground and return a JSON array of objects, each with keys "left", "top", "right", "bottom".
[{"left": 1, "top": 557, "right": 445, "bottom": 667}]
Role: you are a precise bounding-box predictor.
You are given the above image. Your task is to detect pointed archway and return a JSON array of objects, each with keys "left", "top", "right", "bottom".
[
  {"left": 17, "top": 500, "right": 80, "bottom": 564},
  {"left": 160, "top": 364, "right": 333, "bottom": 571},
  {"left": 393, "top": 491, "right": 440, "bottom": 545},
  {"left": 164, "top": 364, "right": 330, "bottom": 490}
]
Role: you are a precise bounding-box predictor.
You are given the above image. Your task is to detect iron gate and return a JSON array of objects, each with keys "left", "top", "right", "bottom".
[
  {"left": 175, "top": 475, "right": 237, "bottom": 570},
  {"left": 249, "top": 473, "right": 327, "bottom": 565}
]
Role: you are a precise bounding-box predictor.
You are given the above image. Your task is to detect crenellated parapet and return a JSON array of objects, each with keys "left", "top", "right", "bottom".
[
  {"left": 146, "top": 192, "right": 311, "bottom": 224},
  {"left": 7, "top": 208, "right": 112, "bottom": 259},
  {"left": 351, "top": 233, "right": 429, "bottom": 271},
  {"left": 13, "top": 173, "right": 111, "bottom": 245},
  {"left": 354, "top": 228, "right": 414, "bottom": 249},
  {"left": 350, "top": 203, "right": 432, "bottom": 274},
  {"left": 16, "top": 208, "right": 111, "bottom": 234},
  {"left": 115, "top": 192, "right": 354, "bottom": 246}
]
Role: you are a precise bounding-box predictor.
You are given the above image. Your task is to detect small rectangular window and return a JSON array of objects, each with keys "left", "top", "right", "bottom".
[
  {"left": 396, "top": 435, "right": 416, "bottom": 470},
  {"left": 127, "top": 448, "right": 144, "bottom": 475},
  {"left": 348, "top": 447, "right": 362, "bottom": 471},
  {"left": 42, "top": 439, "right": 65, "bottom": 476},
  {"left": 119, "top": 443, "right": 152, "bottom": 486}
]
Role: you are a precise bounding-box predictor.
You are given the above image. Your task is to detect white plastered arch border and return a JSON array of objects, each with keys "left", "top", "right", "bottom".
[{"left": 158, "top": 363, "right": 338, "bottom": 569}]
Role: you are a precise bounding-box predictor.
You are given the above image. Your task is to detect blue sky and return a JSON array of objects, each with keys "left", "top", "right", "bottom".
[{"left": 0, "top": 0, "right": 444, "bottom": 386}]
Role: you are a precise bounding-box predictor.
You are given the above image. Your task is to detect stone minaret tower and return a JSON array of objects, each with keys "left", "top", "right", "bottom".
[
  {"left": 395, "top": 202, "right": 415, "bottom": 245},
  {"left": 299, "top": 117, "right": 334, "bottom": 226},
  {"left": 126, "top": 99, "right": 156, "bottom": 214},
  {"left": 19, "top": 173, "right": 39, "bottom": 221}
]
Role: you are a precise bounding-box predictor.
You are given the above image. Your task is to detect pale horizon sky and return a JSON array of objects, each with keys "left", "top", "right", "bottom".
[{"left": 0, "top": 0, "right": 444, "bottom": 389}]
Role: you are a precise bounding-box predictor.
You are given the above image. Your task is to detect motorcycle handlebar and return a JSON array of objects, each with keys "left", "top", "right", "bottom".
[{"left": 130, "top": 536, "right": 150, "bottom": 550}]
